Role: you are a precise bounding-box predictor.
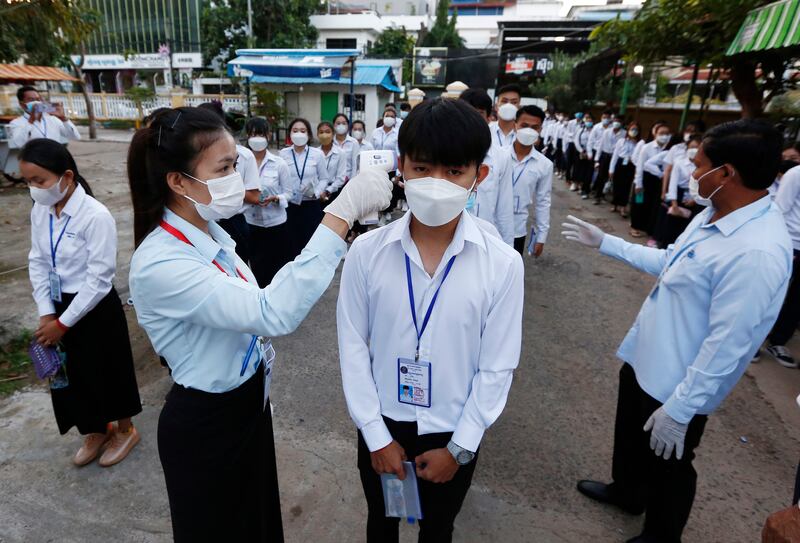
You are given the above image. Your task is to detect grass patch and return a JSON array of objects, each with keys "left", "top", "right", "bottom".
[{"left": 0, "top": 330, "right": 36, "bottom": 395}]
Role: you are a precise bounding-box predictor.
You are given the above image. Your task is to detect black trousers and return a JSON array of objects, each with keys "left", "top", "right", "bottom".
[
  {"left": 218, "top": 213, "right": 251, "bottom": 263},
  {"left": 593, "top": 151, "right": 613, "bottom": 197},
  {"left": 565, "top": 143, "right": 578, "bottom": 181},
  {"left": 514, "top": 236, "right": 526, "bottom": 255},
  {"left": 769, "top": 249, "right": 800, "bottom": 346},
  {"left": 630, "top": 173, "right": 661, "bottom": 235},
  {"left": 357, "top": 417, "right": 478, "bottom": 543},
  {"left": 610, "top": 363, "right": 708, "bottom": 542},
  {"left": 286, "top": 200, "right": 323, "bottom": 259},
  {"left": 612, "top": 159, "right": 635, "bottom": 207},
  {"left": 249, "top": 221, "right": 293, "bottom": 288},
  {"left": 576, "top": 157, "right": 595, "bottom": 195}
]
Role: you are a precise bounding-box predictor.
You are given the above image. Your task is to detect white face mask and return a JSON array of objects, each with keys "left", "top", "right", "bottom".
[
  {"left": 612, "top": 121, "right": 622, "bottom": 130},
  {"left": 601, "top": 118, "right": 611, "bottom": 126},
  {"left": 516, "top": 127, "right": 539, "bottom": 147},
  {"left": 498, "top": 103, "right": 518, "bottom": 122},
  {"left": 689, "top": 165, "right": 725, "bottom": 207},
  {"left": 290, "top": 131, "right": 308, "bottom": 147},
  {"left": 352, "top": 129, "right": 364, "bottom": 140},
  {"left": 404, "top": 176, "right": 476, "bottom": 227},
  {"left": 30, "top": 175, "right": 68, "bottom": 206},
  {"left": 683, "top": 133, "right": 692, "bottom": 142},
  {"left": 334, "top": 124, "right": 349, "bottom": 135},
  {"left": 248, "top": 136, "right": 268, "bottom": 152},
  {"left": 656, "top": 134, "right": 671, "bottom": 146},
  {"left": 182, "top": 171, "right": 245, "bottom": 221},
  {"left": 686, "top": 148, "right": 699, "bottom": 160},
  {"left": 400, "top": 111, "right": 409, "bottom": 119},
  {"left": 383, "top": 116, "right": 396, "bottom": 128}
]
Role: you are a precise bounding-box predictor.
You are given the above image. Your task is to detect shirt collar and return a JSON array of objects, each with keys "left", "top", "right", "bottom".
[
  {"left": 162, "top": 208, "right": 236, "bottom": 265},
  {"left": 511, "top": 145, "right": 544, "bottom": 164},
  {"left": 701, "top": 194, "right": 773, "bottom": 237},
  {"left": 51, "top": 183, "right": 86, "bottom": 218}
]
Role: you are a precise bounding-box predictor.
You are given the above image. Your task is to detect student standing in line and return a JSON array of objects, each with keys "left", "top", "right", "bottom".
[
  {"left": 489, "top": 83, "right": 521, "bottom": 148},
  {"left": 127, "top": 107, "right": 392, "bottom": 543},
  {"left": 594, "top": 115, "right": 625, "bottom": 203},
  {"left": 660, "top": 121, "right": 705, "bottom": 202},
  {"left": 280, "top": 118, "right": 330, "bottom": 256},
  {"left": 574, "top": 114, "right": 594, "bottom": 198},
  {"left": 510, "top": 105, "right": 553, "bottom": 257},
  {"left": 630, "top": 124, "right": 672, "bottom": 238},
  {"left": 565, "top": 112, "right": 584, "bottom": 191},
  {"left": 661, "top": 135, "right": 703, "bottom": 246},
  {"left": 587, "top": 110, "right": 612, "bottom": 196},
  {"left": 243, "top": 117, "right": 296, "bottom": 287},
  {"left": 371, "top": 108, "right": 399, "bottom": 155},
  {"left": 338, "top": 98, "right": 523, "bottom": 543},
  {"left": 332, "top": 113, "right": 359, "bottom": 181},
  {"left": 564, "top": 119, "right": 791, "bottom": 543},
  {"left": 9, "top": 86, "right": 81, "bottom": 149},
  {"left": 23, "top": 139, "right": 141, "bottom": 467},
  {"left": 608, "top": 122, "right": 641, "bottom": 217},
  {"left": 317, "top": 121, "right": 348, "bottom": 202},
  {"left": 458, "top": 88, "right": 515, "bottom": 245},
  {"left": 351, "top": 119, "right": 374, "bottom": 163}
]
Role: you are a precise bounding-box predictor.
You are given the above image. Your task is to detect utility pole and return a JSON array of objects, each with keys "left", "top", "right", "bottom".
[{"left": 247, "top": 0, "right": 254, "bottom": 48}]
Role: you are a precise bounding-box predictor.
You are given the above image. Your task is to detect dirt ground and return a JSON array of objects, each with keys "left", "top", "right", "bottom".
[{"left": 1, "top": 132, "right": 799, "bottom": 542}]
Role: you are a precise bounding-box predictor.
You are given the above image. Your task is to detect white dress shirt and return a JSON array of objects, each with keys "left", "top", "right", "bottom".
[
  {"left": 9, "top": 113, "right": 81, "bottom": 149},
  {"left": 600, "top": 128, "right": 625, "bottom": 155},
  {"left": 28, "top": 184, "right": 116, "bottom": 327},
  {"left": 468, "top": 145, "right": 515, "bottom": 246},
  {"left": 244, "top": 151, "right": 295, "bottom": 228},
  {"left": 333, "top": 135, "right": 359, "bottom": 180},
  {"left": 599, "top": 195, "right": 792, "bottom": 423},
  {"left": 279, "top": 146, "right": 330, "bottom": 204},
  {"left": 130, "top": 209, "right": 346, "bottom": 393},
  {"left": 775, "top": 165, "right": 800, "bottom": 250},
  {"left": 321, "top": 145, "right": 348, "bottom": 194},
  {"left": 573, "top": 126, "right": 590, "bottom": 155},
  {"left": 644, "top": 150, "right": 668, "bottom": 179},
  {"left": 371, "top": 126, "right": 399, "bottom": 155},
  {"left": 587, "top": 124, "right": 606, "bottom": 160},
  {"left": 236, "top": 144, "right": 260, "bottom": 213},
  {"left": 609, "top": 138, "right": 638, "bottom": 174},
  {"left": 631, "top": 139, "right": 646, "bottom": 167},
  {"left": 664, "top": 143, "right": 687, "bottom": 166},
  {"left": 489, "top": 121, "right": 516, "bottom": 148},
  {"left": 351, "top": 139, "right": 374, "bottom": 174},
  {"left": 666, "top": 154, "right": 696, "bottom": 202},
  {"left": 337, "top": 210, "right": 523, "bottom": 452},
  {"left": 634, "top": 140, "right": 668, "bottom": 188},
  {"left": 511, "top": 145, "right": 554, "bottom": 241}
]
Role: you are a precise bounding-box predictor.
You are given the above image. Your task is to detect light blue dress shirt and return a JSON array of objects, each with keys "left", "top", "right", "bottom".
[
  {"left": 129, "top": 208, "right": 346, "bottom": 393},
  {"left": 599, "top": 195, "right": 792, "bottom": 423}
]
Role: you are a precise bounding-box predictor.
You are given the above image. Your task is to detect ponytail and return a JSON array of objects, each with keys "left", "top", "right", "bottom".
[
  {"left": 18, "top": 139, "right": 93, "bottom": 196},
  {"left": 127, "top": 107, "right": 228, "bottom": 247}
]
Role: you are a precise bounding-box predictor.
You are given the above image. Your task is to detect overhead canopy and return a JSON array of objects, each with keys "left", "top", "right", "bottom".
[
  {"left": 250, "top": 64, "right": 401, "bottom": 93},
  {"left": 0, "top": 64, "right": 78, "bottom": 82},
  {"left": 727, "top": 0, "right": 800, "bottom": 56},
  {"left": 228, "top": 49, "right": 360, "bottom": 80}
]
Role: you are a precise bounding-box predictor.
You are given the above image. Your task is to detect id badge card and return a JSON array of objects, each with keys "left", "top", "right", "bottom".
[
  {"left": 397, "top": 358, "right": 431, "bottom": 408},
  {"left": 623, "top": 156, "right": 630, "bottom": 166},
  {"left": 49, "top": 271, "right": 62, "bottom": 302},
  {"left": 259, "top": 339, "right": 276, "bottom": 411}
]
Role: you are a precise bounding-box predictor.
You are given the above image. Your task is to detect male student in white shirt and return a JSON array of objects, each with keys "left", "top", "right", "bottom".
[
  {"left": 9, "top": 85, "right": 81, "bottom": 149},
  {"left": 337, "top": 98, "right": 523, "bottom": 543}
]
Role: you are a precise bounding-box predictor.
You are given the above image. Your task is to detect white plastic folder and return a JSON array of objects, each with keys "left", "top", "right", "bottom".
[{"left": 380, "top": 461, "right": 423, "bottom": 521}]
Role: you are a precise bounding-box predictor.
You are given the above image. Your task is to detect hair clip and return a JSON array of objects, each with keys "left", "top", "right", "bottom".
[
  {"left": 157, "top": 125, "right": 162, "bottom": 147},
  {"left": 171, "top": 111, "right": 182, "bottom": 129}
]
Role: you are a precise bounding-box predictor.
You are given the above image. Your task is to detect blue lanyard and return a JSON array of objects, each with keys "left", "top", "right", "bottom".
[
  {"left": 27, "top": 114, "right": 47, "bottom": 138},
  {"left": 405, "top": 254, "right": 457, "bottom": 360},
  {"left": 513, "top": 159, "right": 531, "bottom": 187},
  {"left": 291, "top": 148, "right": 310, "bottom": 182},
  {"left": 49, "top": 215, "right": 71, "bottom": 270}
]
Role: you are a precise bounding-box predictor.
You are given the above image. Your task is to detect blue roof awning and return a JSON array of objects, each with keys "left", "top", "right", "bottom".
[
  {"left": 228, "top": 48, "right": 359, "bottom": 80},
  {"left": 249, "top": 65, "right": 401, "bottom": 93}
]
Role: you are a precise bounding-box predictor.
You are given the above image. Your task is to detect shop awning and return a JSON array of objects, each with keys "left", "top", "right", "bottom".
[
  {"left": 227, "top": 49, "right": 360, "bottom": 80},
  {"left": 249, "top": 65, "right": 401, "bottom": 93},
  {"left": 727, "top": 0, "right": 800, "bottom": 56},
  {"left": 0, "top": 64, "right": 78, "bottom": 82}
]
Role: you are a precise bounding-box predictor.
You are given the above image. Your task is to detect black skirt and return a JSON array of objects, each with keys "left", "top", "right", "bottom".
[
  {"left": 52, "top": 288, "right": 142, "bottom": 435},
  {"left": 249, "top": 221, "right": 294, "bottom": 287},
  {"left": 612, "top": 159, "right": 636, "bottom": 206},
  {"left": 286, "top": 200, "right": 323, "bottom": 258},
  {"left": 158, "top": 368, "right": 284, "bottom": 543}
]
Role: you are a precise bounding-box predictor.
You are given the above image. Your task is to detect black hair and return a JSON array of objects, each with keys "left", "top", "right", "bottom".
[
  {"left": 685, "top": 119, "right": 706, "bottom": 134},
  {"left": 627, "top": 121, "right": 642, "bottom": 139},
  {"left": 686, "top": 134, "right": 703, "bottom": 146},
  {"left": 245, "top": 116, "right": 270, "bottom": 137},
  {"left": 516, "top": 105, "right": 545, "bottom": 122},
  {"left": 384, "top": 102, "right": 396, "bottom": 110},
  {"left": 496, "top": 83, "right": 521, "bottom": 98},
  {"left": 398, "top": 98, "right": 490, "bottom": 168},
  {"left": 127, "top": 107, "right": 229, "bottom": 247},
  {"left": 317, "top": 121, "right": 333, "bottom": 132},
  {"left": 288, "top": 117, "right": 312, "bottom": 135},
  {"left": 783, "top": 141, "right": 800, "bottom": 154},
  {"left": 352, "top": 119, "right": 366, "bottom": 131},
  {"left": 333, "top": 113, "right": 350, "bottom": 127},
  {"left": 383, "top": 108, "right": 397, "bottom": 117},
  {"left": 602, "top": 108, "right": 614, "bottom": 116},
  {"left": 647, "top": 121, "right": 668, "bottom": 142},
  {"left": 19, "top": 138, "right": 93, "bottom": 197},
  {"left": 779, "top": 159, "right": 798, "bottom": 175},
  {"left": 17, "top": 85, "right": 38, "bottom": 102},
  {"left": 400, "top": 102, "right": 411, "bottom": 111},
  {"left": 143, "top": 107, "right": 172, "bottom": 127},
  {"left": 459, "top": 88, "right": 493, "bottom": 117},
  {"left": 702, "top": 119, "right": 782, "bottom": 191},
  {"left": 198, "top": 101, "right": 242, "bottom": 134}
]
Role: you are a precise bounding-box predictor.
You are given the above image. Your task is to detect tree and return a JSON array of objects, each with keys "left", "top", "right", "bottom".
[
  {"left": 0, "top": 0, "right": 101, "bottom": 139},
  {"left": 591, "top": 0, "right": 792, "bottom": 118},
  {"left": 367, "top": 27, "right": 416, "bottom": 86},
  {"left": 201, "top": 0, "right": 320, "bottom": 67},
  {"left": 530, "top": 51, "right": 591, "bottom": 113},
  {"left": 421, "top": 0, "right": 464, "bottom": 49}
]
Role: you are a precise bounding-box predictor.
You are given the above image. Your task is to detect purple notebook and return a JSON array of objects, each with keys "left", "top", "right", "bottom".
[{"left": 28, "top": 340, "right": 62, "bottom": 380}]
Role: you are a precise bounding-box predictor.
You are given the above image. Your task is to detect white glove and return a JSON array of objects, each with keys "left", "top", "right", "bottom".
[
  {"left": 561, "top": 215, "right": 605, "bottom": 248},
  {"left": 643, "top": 406, "right": 688, "bottom": 460},
  {"left": 324, "top": 168, "right": 393, "bottom": 228}
]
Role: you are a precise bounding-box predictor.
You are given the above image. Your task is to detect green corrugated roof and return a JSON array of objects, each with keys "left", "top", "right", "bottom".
[{"left": 727, "top": 0, "right": 800, "bottom": 55}]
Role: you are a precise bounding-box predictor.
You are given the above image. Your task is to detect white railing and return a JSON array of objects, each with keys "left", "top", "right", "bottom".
[
  {"left": 183, "top": 94, "right": 247, "bottom": 111},
  {"left": 38, "top": 93, "right": 246, "bottom": 120}
]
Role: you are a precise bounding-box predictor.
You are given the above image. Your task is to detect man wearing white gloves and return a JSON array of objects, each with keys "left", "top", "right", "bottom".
[{"left": 562, "top": 120, "right": 792, "bottom": 543}]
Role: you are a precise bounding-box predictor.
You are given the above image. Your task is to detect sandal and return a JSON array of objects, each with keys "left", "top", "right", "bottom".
[{"left": 629, "top": 229, "right": 645, "bottom": 238}]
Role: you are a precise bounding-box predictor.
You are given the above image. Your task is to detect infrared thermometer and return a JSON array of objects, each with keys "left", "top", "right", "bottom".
[{"left": 358, "top": 150, "right": 397, "bottom": 225}]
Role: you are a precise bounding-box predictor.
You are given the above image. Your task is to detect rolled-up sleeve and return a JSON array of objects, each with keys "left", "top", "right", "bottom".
[{"left": 452, "top": 255, "right": 523, "bottom": 452}]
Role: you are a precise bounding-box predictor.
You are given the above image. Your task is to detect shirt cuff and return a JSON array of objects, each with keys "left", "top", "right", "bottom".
[
  {"left": 58, "top": 307, "right": 79, "bottom": 328},
  {"left": 361, "top": 419, "right": 393, "bottom": 452},
  {"left": 278, "top": 194, "right": 289, "bottom": 209},
  {"left": 536, "top": 230, "right": 549, "bottom": 244},
  {"left": 599, "top": 233, "right": 624, "bottom": 257},
  {"left": 662, "top": 394, "right": 695, "bottom": 424},
  {"left": 451, "top": 419, "right": 484, "bottom": 453},
  {"left": 37, "top": 299, "right": 56, "bottom": 317},
  {"left": 307, "top": 223, "right": 347, "bottom": 267}
]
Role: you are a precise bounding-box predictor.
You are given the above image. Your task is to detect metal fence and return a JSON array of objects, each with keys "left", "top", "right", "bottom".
[{"left": 38, "top": 93, "right": 247, "bottom": 120}]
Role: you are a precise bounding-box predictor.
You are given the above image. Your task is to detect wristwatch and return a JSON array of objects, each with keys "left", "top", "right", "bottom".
[{"left": 447, "top": 440, "right": 475, "bottom": 466}]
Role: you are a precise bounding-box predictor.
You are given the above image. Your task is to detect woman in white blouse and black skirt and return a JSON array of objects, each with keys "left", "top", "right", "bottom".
[{"left": 22, "top": 138, "right": 142, "bottom": 467}]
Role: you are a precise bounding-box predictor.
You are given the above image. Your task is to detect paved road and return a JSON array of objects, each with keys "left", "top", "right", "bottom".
[{"left": 1, "top": 136, "right": 799, "bottom": 542}]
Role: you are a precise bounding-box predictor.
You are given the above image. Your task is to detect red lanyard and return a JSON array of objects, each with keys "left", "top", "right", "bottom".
[{"left": 159, "top": 220, "right": 248, "bottom": 281}]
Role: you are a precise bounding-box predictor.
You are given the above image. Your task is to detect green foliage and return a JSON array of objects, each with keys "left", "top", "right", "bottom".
[
  {"left": 253, "top": 87, "right": 288, "bottom": 126},
  {"left": 368, "top": 27, "right": 415, "bottom": 86},
  {"left": 530, "top": 51, "right": 590, "bottom": 112},
  {"left": 124, "top": 86, "right": 155, "bottom": 104},
  {"left": 201, "top": 0, "right": 320, "bottom": 67},
  {"left": 0, "top": 330, "right": 33, "bottom": 396},
  {"left": 422, "top": 0, "right": 464, "bottom": 49}
]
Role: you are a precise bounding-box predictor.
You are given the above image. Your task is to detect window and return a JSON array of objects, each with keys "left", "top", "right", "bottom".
[
  {"left": 326, "top": 38, "right": 358, "bottom": 49},
  {"left": 343, "top": 93, "right": 367, "bottom": 122}
]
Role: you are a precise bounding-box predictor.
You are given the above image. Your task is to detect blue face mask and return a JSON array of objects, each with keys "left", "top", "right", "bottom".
[
  {"left": 584, "top": 121, "right": 594, "bottom": 129},
  {"left": 575, "top": 112, "right": 584, "bottom": 119},
  {"left": 465, "top": 191, "right": 477, "bottom": 211}
]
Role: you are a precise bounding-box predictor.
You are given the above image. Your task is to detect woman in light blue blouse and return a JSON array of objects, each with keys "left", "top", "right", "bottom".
[{"left": 126, "top": 107, "right": 391, "bottom": 542}]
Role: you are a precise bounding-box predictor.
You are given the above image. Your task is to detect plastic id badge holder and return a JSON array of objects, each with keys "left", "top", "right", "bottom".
[
  {"left": 260, "top": 339, "right": 276, "bottom": 411},
  {"left": 49, "top": 271, "right": 62, "bottom": 302},
  {"left": 397, "top": 358, "right": 431, "bottom": 408},
  {"left": 380, "top": 461, "right": 423, "bottom": 522}
]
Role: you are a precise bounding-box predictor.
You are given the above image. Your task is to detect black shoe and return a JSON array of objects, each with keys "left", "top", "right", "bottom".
[
  {"left": 625, "top": 535, "right": 661, "bottom": 543},
  {"left": 576, "top": 480, "right": 645, "bottom": 515}
]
